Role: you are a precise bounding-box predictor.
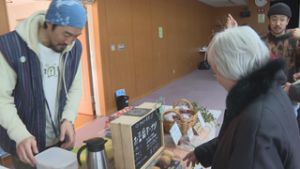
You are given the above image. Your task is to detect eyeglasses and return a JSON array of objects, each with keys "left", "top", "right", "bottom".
[{"left": 270, "top": 18, "right": 287, "bottom": 24}]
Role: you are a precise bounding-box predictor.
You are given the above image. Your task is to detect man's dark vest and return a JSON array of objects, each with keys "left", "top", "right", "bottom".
[{"left": 0, "top": 31, "right": 82, "bottom": 156}]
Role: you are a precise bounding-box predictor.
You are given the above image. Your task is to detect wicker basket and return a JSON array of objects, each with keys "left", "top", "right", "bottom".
[{"left": 163, "top": 99, "right": 198, "bottom": 135}]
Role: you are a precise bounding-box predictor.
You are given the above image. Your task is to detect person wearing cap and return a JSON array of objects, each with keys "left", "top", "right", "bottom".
[
  {"left": 0, "top": 0, "right": 86, "bottom": 168},
  {"left": 226, "top": 3, "right": 300, "bottom": 117}
]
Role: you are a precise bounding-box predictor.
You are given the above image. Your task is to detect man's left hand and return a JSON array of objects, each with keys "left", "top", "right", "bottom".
[
  {"left": 291, "top": 28, "right": 300, "bottom": 40},
  {"left": 60, "top": 120, "right": 75, "bottom": 149}
]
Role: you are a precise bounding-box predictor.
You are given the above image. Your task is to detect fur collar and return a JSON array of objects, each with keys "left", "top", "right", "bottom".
[{"left": 226, "top": 58, "right": 287, "bottom": 117}]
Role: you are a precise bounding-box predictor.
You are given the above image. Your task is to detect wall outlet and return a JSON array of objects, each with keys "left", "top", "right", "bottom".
[
  {"left": 173, "top": 69, "right": 175, "bottom": 74},
  {"left": 191, "top": 62, "right": 193, "bottom": 66}
]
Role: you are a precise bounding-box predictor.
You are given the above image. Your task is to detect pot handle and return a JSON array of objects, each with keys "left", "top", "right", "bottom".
[{"left": 77, "top": 145, "right": 87, "bottom": 166}]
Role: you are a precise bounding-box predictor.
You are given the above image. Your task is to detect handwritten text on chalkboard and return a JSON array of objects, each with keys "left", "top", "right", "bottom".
[{"left": 132, "top": 109, "right": 162, "bottom": 169}]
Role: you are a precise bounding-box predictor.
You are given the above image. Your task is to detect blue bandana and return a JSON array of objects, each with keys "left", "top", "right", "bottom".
[{"left": 46, "top": 0, "right": 87, "bottom": 29}]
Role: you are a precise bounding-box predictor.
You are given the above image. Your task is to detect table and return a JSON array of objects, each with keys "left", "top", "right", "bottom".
[
  {"left": 161, "top": 107, "right": 221, "bottom": 169},
  {"left": 93, "top": 106, "right": 221, "bottom": 169}
]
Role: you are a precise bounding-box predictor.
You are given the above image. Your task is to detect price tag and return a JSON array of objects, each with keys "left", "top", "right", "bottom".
[
  {"left": 193, "top": 121, "right": 203, "bottom": 135},
  {"left": 187, "top": 127, "right": 194, "bottom": 142},
  {"left": 170, "top": 122, "right": 182, "bottom": 145},
  {"left": 197, "top": 111, "right": 206, "bottom": 127}
]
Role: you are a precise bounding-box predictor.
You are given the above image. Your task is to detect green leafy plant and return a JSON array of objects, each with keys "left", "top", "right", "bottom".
[
  {"left": 187, "top": 101, "right": 220, "bottom": 126},
  {"left": 155, "top": 96, "right": 165, "bottom": 122}
]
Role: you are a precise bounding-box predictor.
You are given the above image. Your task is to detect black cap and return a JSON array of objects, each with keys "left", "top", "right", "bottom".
[{"left": 267, "top": 3, "right": 292, "bottom": 18}]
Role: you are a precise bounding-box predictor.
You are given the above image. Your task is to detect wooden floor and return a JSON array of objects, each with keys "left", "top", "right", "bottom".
[{"left": 74, "top": 113, "right": 97, "bottom": 130}]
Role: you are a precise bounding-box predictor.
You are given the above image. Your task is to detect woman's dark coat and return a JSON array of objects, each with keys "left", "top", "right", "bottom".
[
  {"left": 289, "top": 83, "right": 300, "bottom": 102},
  {"left": 194, "top": 59, "right": 300, "bottom": 169}
]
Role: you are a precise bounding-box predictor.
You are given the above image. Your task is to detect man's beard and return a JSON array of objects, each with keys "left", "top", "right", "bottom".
[
  {"left": 50, "top": 43, "right": 67, "bottom": 53},
  {"left": 272, "top": 26, "right": 285, "bottom": 35}
]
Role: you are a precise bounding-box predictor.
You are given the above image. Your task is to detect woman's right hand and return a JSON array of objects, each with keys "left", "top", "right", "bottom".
[
  {"left": 183, "top": 151, "right": 200, "bottom": 168},
  {"left": 284, "top": 82, "right": 291, "bottom": 95}
]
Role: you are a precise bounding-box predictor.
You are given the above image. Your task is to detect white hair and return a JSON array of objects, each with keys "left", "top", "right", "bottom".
[{"left": 207, "top": 26, "right": 270, "bottom": 80}]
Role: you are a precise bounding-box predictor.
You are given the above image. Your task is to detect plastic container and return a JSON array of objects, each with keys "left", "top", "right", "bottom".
[{"left": 35, "top": 147, "right": 78, "bottom": 169}]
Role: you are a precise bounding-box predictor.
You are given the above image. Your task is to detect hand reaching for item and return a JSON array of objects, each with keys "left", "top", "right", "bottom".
[
  {"left": 284, "top": 82, "right": 290, "bottom": 95},
  {"left": 183, "top": 151, "right": 200, "bottom": 168},
  {"left": 293, "top": 72, "right": 300, "bottom": 81},
  {"left": 16, "top": 136, "right": 39, "bottom": 167},
  {"left": 60, "top": 119, "right": 75, "bottom": 149},
  {"left": 291, "top": 28, "right": 300, "bottom": 41},
  {"left": 226, "top": 14, "right": 238, "bottom": 29}
]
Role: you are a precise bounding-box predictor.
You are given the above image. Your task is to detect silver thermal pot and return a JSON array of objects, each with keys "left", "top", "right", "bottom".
[{"left": 77, "top": 137, "right": 108, "bottom": 169}]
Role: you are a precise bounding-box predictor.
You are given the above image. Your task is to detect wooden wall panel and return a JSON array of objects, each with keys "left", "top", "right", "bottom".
[
  {"left": 165, "top": 0, "right": 179, "bottom": 80},
  {"left": 191, "top": 0, "right": 215, "bottom": 70},
  {"left": 95, "top": 0, "right": 112, "bottom": 113},
  {"left": 247, "top": 0, "right": 270, "bottom": 34},
  {"left": 105, "top": 0, "right": 137, "bottom": 112},
  {"left": 151, "top": 0, "right": 168, "bottom": 87},
  {"left": 0, "top": 0, "right": 10, "bottom": 35},
  {"left": 175, "top": 0, "right": 189, "bottom": 77},
  {"left": 106, "top": 0, "right": 135, "bottom": 65},
  {"left": 186, "top": 0, "right": 199, "bottom": 73},
  {"left": 214, "top": 0, "right": 270, "bottom": 35},
  {"left": 94, "top": 0, "right": 271, "bottom": 115},
  {"left": 77, "top": 26, "right": 94, "bottom": 115},
  {"left": 132, "top": 0, "right": 155, "bottom": 96},
  {"left": 91, "top": 1, "right": 105, "bottom": 115},
  {"left": 97, "top": 0, "right": 214, "bottom": 115}
]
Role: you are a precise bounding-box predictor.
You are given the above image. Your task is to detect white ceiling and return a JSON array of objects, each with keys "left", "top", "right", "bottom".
[{"left": 198, "top": 0, "right": 248, "bottom": 7}]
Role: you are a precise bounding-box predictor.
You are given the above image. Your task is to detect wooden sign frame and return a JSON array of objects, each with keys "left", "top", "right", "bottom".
[{"left": 110, "top": 102, "right": 165, "bottom": 169}]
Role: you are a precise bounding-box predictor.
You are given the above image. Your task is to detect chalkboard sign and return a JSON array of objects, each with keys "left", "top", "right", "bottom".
[
  {"left": 110, "top": 102, "right": 164, "bottom": 169},
  {"left": 132, "top": 108, "right": 162, "bottom": 169},
  {"left": 124, "top": 108, "right": 152, "bottom": 116}
]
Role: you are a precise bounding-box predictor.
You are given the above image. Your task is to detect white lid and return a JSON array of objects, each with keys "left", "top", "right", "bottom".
[{"left": 35, "top": 147, "right": 77, "bottom": 168}]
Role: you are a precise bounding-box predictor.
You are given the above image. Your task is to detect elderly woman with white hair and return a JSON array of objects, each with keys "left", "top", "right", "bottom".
[{"left": 183, "top": 26, "right": 300, "bottom": 169}]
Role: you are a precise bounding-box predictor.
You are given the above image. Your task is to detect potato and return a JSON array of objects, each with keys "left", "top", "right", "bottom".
[
  {"left": 150, "top": 166, "right": 161, "bottom": 169},
  {"left": 158, "top": 155, "right": 171, "bottom": 168},
  {"left": 162, "top": 150, "right": 174, "bottom": 160}
]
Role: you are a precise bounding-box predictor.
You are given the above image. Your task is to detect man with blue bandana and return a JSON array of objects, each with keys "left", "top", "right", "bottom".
[{"left": 0, "top": 0, "right": 86, "bottom": 168}]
